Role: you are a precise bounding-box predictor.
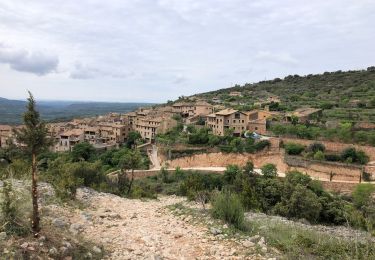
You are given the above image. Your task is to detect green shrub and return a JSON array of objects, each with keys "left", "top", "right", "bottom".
[
  {"left": 261, "top": 163, "right": 277, "bottom": 178},
  {"left": 275, "top": 184, "right": 322, "bottom": 223},
  {"left": 242, "top": 161, "right": 255, "bottom": 177},
  {"left": 325, "top": 153, "right": 341, "bottom": 162},
  {"left": 219, "top": 145, "right": 233, "bottom": 153},
  {"left": 284, "top": 142, "right": 305, "bottom": 155},
  {"left": 71, "top": 142, "right": 96, "bottom": 162},
  {"left": 0, "top": 179, "right": 28, "bottom": 235},
  {"left": 307, "top": 142, "right": 325, "bottom": 153},
  {"left": 188, "top": 128, "right": 210, "bottom": 144},
  {"left": 130, "top": 183, "right": 157, "bottom": 199},
  {"left": 352, "top": 183, "right": 375, "bottom": 209},
  {"left": 211, "top": 191, "right": 245, "bottom": 229},
  {"left": 179, "top": 172, "right": 223, "bottom": 200},
  {"left": 223, "top": 164, "right": 242, "bottom": 184},
  {"left": 356, "top": 150, "right": 370, "bottom": 165},
  {"left": 285, "top": 171, "right": 312, "bottom": 187},
  {"left": 230, "top": 138, "right": 244, "bottom": 153},
  {"left": 354, "top": 131, "right": 368, "bottom": 144},
  {"left": 159, "top": 167, "right": 170, "bottom": 183},
  {"left": 313, "top": 150, "right": 325, "bottom": 160},
  {"left": 54, "top": 170, "right": 83, "bottom": 201},
  {"left": 254, "top": 140, "right": 271, "bottom": 151},
  {"left": 341, "top": 148, "right": 369, "bottom": 165}
]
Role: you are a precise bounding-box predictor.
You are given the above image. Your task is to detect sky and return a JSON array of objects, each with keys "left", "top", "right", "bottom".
[{"left": 0, "top": 0, "right": 374, "bottom": 103}]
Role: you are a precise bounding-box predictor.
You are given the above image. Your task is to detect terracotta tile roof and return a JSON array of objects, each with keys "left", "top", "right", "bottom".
[{"left": 215, "top": 108, "right": 239, "bottom": 116}]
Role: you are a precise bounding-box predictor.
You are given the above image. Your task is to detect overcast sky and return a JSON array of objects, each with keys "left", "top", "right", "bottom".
[{"left": 0, "top": 0, "right": 374, "bottom": 103}]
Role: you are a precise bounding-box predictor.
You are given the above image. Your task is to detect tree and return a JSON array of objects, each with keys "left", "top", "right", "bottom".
[
  {"left": 261, "top": 163, "right": 277, "bottom": 178},
  {"left": 223, "top": 164, "right": 241, "bottom": 185},
  {"left": 118, "top": 149, "right": 143, "bottom": 195},
  {"left": 126, "top": 131, "right": 142, "bottom": 148},
  {"left": 71, "top": 142, "right": 95, "bottom": 162},
  {"left": 15, "top": 92, "right": 53, "bottom": 236},
  {"left": 242, "top": 161, "right": 255, "bottom": 177}
]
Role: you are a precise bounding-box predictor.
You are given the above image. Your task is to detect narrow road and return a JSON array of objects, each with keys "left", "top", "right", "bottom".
[{"left": 148, "top": 144, "right": 161, "bottom": 169}]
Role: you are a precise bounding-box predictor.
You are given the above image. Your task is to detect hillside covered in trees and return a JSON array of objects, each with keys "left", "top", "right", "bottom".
[{"left": 194, "top": 67, "right": 375, "bottom": 123}]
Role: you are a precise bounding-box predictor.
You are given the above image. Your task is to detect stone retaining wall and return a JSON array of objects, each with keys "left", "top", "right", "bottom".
[
  {"left": 281, "top": 137, "right": 375, "bottom": 161},
  {"left": 284, "top": 155, "right": 363, "bottom": 182},
  {"left": 166, "top": 152, "right": 288, "bottom": 172}
]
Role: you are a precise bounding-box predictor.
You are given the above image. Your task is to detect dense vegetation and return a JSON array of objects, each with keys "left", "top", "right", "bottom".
[
  {"left": 156, "top": 124, "right": 270, "bottom": 154},
  {"left": 195, "top": 67, "right": 375, "bottom": 123},
  {"left": 283, "top": 142, "right": 370, "bottom": 165},
  {"left": 270, "top": 122, "right": 375, "bottom": 147},
  {"left": 115, "top": 161, "right": 375, "bottom": 236}
]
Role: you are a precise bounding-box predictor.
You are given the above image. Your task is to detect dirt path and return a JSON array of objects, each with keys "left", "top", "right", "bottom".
[{"left": 69, "top": 188, "right": 266, "bottom": 259}]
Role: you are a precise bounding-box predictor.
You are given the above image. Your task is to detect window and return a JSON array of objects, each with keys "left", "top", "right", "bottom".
[{"left": 235, "top": 113, "right": 240, "bottom": 119}]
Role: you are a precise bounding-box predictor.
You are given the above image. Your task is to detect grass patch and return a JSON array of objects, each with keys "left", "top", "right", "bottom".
[
  {"left": 168, "top": 202, "right": 375, "bottom": 259},
  {"left": 244, "top": 218, "right": 375, "bottom": 259}
]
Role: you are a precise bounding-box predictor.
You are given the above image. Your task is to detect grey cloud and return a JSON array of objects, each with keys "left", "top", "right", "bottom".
[
  {"left": 0, "top": 45, "right": 58, "bottom": 75},
  {"left": 172, "top": 75, "right": 188, "bottom": 84}
]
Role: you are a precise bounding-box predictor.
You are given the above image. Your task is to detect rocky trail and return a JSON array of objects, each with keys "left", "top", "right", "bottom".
[{"left": 45, "top": 187, "right": 269, "bottom": 259}]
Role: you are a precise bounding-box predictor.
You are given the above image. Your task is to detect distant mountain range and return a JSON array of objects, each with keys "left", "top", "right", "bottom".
[{"left": 0, "top": 97, "right": 155, "bottom": 125}]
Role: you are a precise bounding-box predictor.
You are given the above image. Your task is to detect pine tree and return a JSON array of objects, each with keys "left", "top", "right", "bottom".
[{"left": 15, "top": 92, "right": 53, "bottom": 236}]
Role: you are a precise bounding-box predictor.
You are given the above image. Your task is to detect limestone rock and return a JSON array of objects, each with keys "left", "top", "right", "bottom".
[
  {"left": 52, "top": 218, "right": 67, "bottom": 228},
  {"left": 92, "top": 246, "right": 102, "bottom": 254},
  {"left": 210, "top": 227, "right": 222, "bottom": 235}
]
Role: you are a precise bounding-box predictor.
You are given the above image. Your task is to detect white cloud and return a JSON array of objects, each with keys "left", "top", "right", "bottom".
[{"left": 0, "top": 44, "right": 58, "bottom": 75}]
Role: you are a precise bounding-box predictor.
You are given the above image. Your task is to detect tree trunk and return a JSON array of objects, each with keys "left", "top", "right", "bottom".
[{"left": 31, "top": 152, "right": 40, "bottom": 236}]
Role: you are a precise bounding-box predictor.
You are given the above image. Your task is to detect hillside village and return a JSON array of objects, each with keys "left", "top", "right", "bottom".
[
  {"left": 1, "top": 74, "right": 375, "bottom": 259},
  {"left": 0, "top": 98, "right": 323, "bottom": 150}
]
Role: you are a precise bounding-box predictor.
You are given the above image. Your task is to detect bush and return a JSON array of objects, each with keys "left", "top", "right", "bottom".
[
  {"left": 285, "top": 171, "right": 312, "bottom": 187},
  {"left": 254, "top": 140, "right": 271, "bottom": 151},
  {"left": 223, "top": 165, "right": 242, "bottom": 184},
  {"left": 354, "top": 131, "right": 368, "bottom": 144},
  {"left": 179, "top": 171, "right": 223, "bottom": 200},
  {"left": 341, "top": 148, "right": 369, "bottom": 165},
  {"left": 188, "top": 128, "right": 210, "bottom": 145},
  {"left": 261, "top": 163, "right": 277, "bottom": 178},
  {"left": 159, "top": 167, "right": 170, "bottom": 183},
  {"left": 352, "top": 184, "right": 375, "bottom": 209},
  {"left": 71, "top": 142, "right": 96, "bottom": 162},
  {"left": 307, "top": 142, "right": 325, "bottom": 153},
  {"left": 275, "top": 184, "right": 322, "bottom": 223},
  {"left": 313, "top": 150, "right": 325, "bottom": 160},
  {"left": 325, "top": 153, "right": 341, "bottom": 162},
  {"left": 211, "top": 191, "right": 245, "bottom": 229},
  {"left": 0, "top": 179, "right": 28, "bottom": 235},
  {"left": 54, "top": 170, "right": 83, "bottom": 201},
  {"left": 284, "top": 142, "right": 305, "bottom": 155}
]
